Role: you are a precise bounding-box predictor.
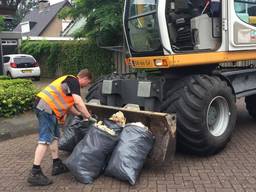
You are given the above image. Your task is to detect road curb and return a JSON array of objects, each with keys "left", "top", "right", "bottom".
[
  {"left": 0, "top": 111, "right": 37, "bottom": 142},
  {"left": 0, "top": 132, "right": 11, "bottom": 141}
]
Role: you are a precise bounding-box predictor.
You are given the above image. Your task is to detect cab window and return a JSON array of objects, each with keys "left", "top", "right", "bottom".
[{"left": 235, "top": 0, "right": 256, "bottom": 26}]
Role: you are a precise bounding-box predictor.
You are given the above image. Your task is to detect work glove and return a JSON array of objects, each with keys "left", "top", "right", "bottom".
[
  {"left": 88, "top": 116, "right": 97, "bottom": 123},
  {"left": 80, "top": 116, "right": 97, "bottom": 127}
]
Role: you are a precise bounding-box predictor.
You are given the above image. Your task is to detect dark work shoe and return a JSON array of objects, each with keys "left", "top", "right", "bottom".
[
  {"left": 27, "top": 169, "right": 53, "bottom": 186},
  {"left": 52, "top": 160, "right": 69, "bottom": 176}
]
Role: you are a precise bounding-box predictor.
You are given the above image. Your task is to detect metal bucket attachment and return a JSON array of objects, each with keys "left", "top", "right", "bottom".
[{"left": 85, "top": 102, "right": 176, "bottom": 165}]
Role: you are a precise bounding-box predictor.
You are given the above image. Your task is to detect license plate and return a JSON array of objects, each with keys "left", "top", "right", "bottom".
[{"left": 22, "top": 70, "right": 32, "bottom": 73}]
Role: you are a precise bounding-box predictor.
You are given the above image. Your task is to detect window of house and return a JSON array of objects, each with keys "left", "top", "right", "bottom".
[
  {"left": 20, "top": 22, "right": 30, "bottom": 33},
  {"left": 62, "top": 19, "right": 72, "bottom": 32},
  {"left": 235, "top": 0, "right": 256, "bottom": 26}
]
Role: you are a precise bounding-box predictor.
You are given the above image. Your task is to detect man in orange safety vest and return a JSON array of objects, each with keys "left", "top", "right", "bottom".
[{"left": 27, "top": 69, "right": 95, "bottom": 186}]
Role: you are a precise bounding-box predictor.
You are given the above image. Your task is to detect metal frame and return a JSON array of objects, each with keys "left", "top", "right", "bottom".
[
  {"left": 102, "top": 77, "right": 164, "bottom": 111},
  {"left": 221, "top": 68, "right": 256, "bottom": 97},
  {"left": 101, "top": 66, "right": 256, "bottom": 113}
]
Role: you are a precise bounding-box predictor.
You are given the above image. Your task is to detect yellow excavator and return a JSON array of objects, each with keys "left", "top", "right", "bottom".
[{"left": 86, "top": 0, "right": 256, "bottom": 161}]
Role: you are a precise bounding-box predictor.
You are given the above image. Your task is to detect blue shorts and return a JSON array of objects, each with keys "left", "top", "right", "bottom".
[{"left": 35, "top": 109, "right": 60, "bottom": 144}]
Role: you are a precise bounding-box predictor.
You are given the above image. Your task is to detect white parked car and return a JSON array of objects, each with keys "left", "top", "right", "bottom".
[{"left": 3, "top": 54, "right": 41, "bottom": 81}]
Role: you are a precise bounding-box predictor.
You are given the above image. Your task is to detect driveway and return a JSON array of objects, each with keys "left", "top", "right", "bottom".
[
  {"left": 0, "top": 99, "right": 256, "bottom": 191},
  {"left": 32, "top": 78, "right": 54, "bottom": 90}
]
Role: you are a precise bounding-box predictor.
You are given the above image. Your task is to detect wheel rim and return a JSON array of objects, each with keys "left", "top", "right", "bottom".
[{"left": 207, "top": 96, "right": 230, "bottom": 137}]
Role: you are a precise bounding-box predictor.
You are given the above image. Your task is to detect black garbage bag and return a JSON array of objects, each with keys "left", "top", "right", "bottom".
[
  {"left": 65, "top": 124, "right": 119, "bottom": 184},
  {"left": 103, "top": 119, "right": 123, "bottom": 135},
  {"left": 74, "top": 120, "right": 91, "bottom": 142},
  {"left": 105, "top": 123, "right": 154, "bottom": 185},
  {"left": 101, "top": 119, "right": 123, "bottom": 170},
  {"left": 59, "top": 116, "right": 91, "bottom": 152}
]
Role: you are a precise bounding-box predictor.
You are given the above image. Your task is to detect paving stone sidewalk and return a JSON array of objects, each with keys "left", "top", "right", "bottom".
[
  {"left": 0, "top": 111, "right": 37, "bottom": 141},
  {"left": 0, "top": 99, "right": 256, "bottom": 192}
]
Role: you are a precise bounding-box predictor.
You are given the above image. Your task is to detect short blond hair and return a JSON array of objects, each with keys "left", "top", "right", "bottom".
[{"left": 77, "top": 69, "right": 92, "bottom": 80}]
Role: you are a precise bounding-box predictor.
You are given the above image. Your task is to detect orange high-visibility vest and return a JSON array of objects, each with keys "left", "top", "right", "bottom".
[{"left": 37, "top": 75, "right": 77, "bottom": 120}]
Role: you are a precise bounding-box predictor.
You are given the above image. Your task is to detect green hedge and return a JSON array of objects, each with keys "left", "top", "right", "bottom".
[
  {"left": 20, "top": 40, "right": 114, "bottom": 79},
  {"left": 0, "top": 78, "right": 38, "bottom": 117},
  {"left": 0, "top": 76, "right": 11, "bottom": 80}
]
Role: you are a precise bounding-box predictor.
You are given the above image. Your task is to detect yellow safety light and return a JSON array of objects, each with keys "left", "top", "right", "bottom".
[{"left": 154, "top": 59, "right": 168, "bottom": 66}]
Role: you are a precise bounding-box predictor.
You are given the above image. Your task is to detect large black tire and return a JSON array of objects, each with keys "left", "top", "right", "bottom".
[
  {"left": 160, "top": 75, "right": 237, "bottom": 155},
  {"left": 86, "top": 75, "right": 108, "bottom": 104},
  {"left": 245, "top": 95, "right": 256, "bottom": 120},
  {"left": 7, "top": 72, "right": 13, "bottom": 79}
]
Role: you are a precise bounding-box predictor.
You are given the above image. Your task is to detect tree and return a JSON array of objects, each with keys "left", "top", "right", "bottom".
[
  {"left": 60, "top": 0, "right": 124, "bottom": 46},
  {"left": 0, "top": 16, "right": 4, "bottom": 32},
  {"left": 7, "top": 0, "right": 37, "bottom": 31}
]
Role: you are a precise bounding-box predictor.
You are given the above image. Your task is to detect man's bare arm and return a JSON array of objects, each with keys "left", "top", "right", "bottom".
[
  {"left": 72, "top": 94, "right": 91, "bottom": 119},
  {"left": 69, "top": 106, "right": 81, "bottom": 116}
]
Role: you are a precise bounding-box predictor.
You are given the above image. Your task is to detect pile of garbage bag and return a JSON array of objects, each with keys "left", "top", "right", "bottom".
[
  {"left": 59, "top": 115, "right": 91, "bottom": 152},
  {"left": 105, "top": 122, "right": 154, "bottom": 185},
  {"left": 63, "top": 111, "right": 154, "bottom": 185},
  {"left": 65, "top": 123, "right": 120, "bottom": 184}
]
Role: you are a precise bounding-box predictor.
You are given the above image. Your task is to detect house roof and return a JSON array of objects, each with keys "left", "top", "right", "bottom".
[{"left": 14, "top": 0, "right": 70, "bottom": 36}]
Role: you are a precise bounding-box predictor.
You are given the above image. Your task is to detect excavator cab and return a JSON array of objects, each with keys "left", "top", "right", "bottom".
[
  {"left": 166, "top": 0, "right": 221, "bottom": 52},
  {"left": 124, "top": 0, "right": 256, "bottom": 60},
  {"left": 124, "top": 0, "right": 222, "bottom": 56}
]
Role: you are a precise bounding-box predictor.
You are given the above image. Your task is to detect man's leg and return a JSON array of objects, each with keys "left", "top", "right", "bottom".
[
  {"left": 34, "top": 143, "right": 48, "bottom": 165},
  {"left": 50, "top": 139, "right": 69, "bottom": 176},
  {"left": 49, "top": 139, "right": 58, "bottom": 159},
  {"left": 27, "top": 110, "right": 53, "bottom": 186},
  {"left": 27, "top": 143, "right": 53, "bottom": 186}
]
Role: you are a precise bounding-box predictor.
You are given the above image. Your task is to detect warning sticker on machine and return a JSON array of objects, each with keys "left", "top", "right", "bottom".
[{"left": 250, "top": 31, "right": 256, "bottom": 41}]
